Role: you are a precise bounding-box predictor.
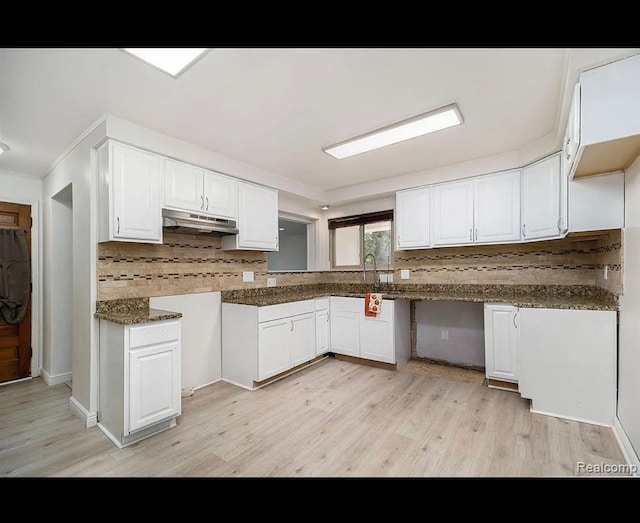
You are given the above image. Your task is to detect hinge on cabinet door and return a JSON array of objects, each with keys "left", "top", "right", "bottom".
[
  {"left": 30, "top": 282, "right": 33, "bottom": 293},
  {"left": 30, "top": 347, "right": 33, "bottom": 357}
]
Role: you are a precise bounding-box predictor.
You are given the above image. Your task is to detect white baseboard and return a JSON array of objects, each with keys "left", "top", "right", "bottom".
[
  {"left": 221, "top": 378, "right": 254, "bottom": 391},
  {"left": 193, "top": 378, "right": 222, "bottom": 391},
  {"left": 529, "top": 407, "right": 613, "bottom": 428},
  {"left": 0, "top": 376, "right": 32, "bottom": 387},
  {"left": 613, "top": 417, "right": 640, "bottom": 476},
  {"left": 69, "top": 396, "right": 98, "bottom": 428},
  {"left": 41, "top": 369, "right": 72, "bottom": 386}
]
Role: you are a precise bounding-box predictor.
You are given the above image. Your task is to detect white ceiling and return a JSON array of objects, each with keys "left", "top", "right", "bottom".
[{"left": 0, "top": 48, "right": 637, "bottom": 192}]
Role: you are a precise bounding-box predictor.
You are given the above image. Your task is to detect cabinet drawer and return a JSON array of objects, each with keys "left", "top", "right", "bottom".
[
  {"left": 314, "top": 297, "right": 330, "bottom": 311},
  {"left": 330, "top": 296, "right": 364, "bottom": 313},
  {"left": 258, "top": 300, "right": 314, "bottom": 323},
  {"left": 129, "top": 320, "right": 180, "bottom": 349}
]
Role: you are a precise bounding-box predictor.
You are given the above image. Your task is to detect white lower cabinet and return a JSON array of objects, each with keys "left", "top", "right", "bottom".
[
  {"left": 222, "top": 300, "right": 318, "bottom": 389},
  {"left": 98, "top": 318, "right": 181, "bottom": 448},
  {"left": 483, "top": 303, "right": 519, "bottom": 385},
  {"left": 330, "top": 296, "right": 410, "bottom": 365},
  {"left": 518, "top": 307, "right": 616, "bottom": 426},
  {"left": 315, "top": 298, "right": 330, "bottom": 356}
]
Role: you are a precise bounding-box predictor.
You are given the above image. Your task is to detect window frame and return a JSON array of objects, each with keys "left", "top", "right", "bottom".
[{"left": 329, "top": 210, "right": 394, "bottom": 270}]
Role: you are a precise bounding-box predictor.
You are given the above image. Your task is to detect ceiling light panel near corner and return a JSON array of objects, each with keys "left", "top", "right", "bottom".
[
  {"left": 122, "top": 48, "right": 208, "bottom": 77},
  {"left": 323, "top": 103, "right": 464, "bottom": 160}
]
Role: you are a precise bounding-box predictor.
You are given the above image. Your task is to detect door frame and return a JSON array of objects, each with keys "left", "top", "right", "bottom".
[{"left": 0, "top": 197, "right": 41, "bottom": 384}]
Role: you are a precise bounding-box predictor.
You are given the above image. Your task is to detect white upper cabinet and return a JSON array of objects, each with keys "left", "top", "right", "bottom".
[
  {"left": 432, "top": 180, "right": 474, "bottom": 246},
  {"left": 430, "top": 170, "right": 520, "bottom": 247},
  {"left": 521, "top": 154, "right": 562, "bottom": 241},
  {"left": 395, "top": 187, "right": 430, "bottom": 250},
  {"left": 164, "top": 159, "right": 238, "bottom": 220},
  {"left": 164, "top": 159, "right": 204, "bottom": 213},
  {"left": 98, "top": 141, "right": 163, "bottom": 244},
  {"left": 571, "top": 53, "right": 640, "bottom": 179},
  {"left": 203, "top": 170, "right": 237, "bottom": 219},
  {"left": 561, "top": 83, "right": 581, "bottom": 182},
  {"left": 474, "top": 170, "right": 521, "bottom": 243},
  {"left": 221, "top": 181, "right": 278, "bottom": 251}
]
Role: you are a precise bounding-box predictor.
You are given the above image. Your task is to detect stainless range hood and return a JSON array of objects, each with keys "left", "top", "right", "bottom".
[{"left": 162, "top": 208, "right": 239, "bottom": 235}]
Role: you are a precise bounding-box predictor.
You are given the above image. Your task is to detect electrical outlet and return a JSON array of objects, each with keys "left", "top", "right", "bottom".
[
  {"left": 267, "top": 277, "right": 277, "bottom": 287},
  {"left": 400, "top": 269, "right": 410, "bottom": 280},
  {"left": 604, "top": 265, "right": 609, "bottom": 280},
  {"left": 441, "top": 329, "right": 449, "bottom": 341},
  {"left": 379, "top": 273, "right": 394, "bottom": 283},
  {"left": 242, "top": 271, "right": 254, "bottom": 283}
]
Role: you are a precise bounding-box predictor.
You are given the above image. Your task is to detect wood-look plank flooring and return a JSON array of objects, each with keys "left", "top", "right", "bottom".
[{"left": 0, "top": 358, "right": 629, "bottom": 477}]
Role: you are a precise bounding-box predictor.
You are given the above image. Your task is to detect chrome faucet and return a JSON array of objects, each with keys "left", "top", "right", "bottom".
[{"left": 363, "top": 253, "right": 380, "bottom": 290}]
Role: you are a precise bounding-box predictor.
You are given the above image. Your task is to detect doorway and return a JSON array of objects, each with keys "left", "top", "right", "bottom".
[
  {"left": 0, "top": 201, "right": 32, "bottom": 383},
  {"left": 47, "top": 185, "right": 73, "bottom": 385}
]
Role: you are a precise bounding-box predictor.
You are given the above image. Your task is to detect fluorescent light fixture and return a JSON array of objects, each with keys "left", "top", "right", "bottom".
[
  {"left": 122, "top": 48, "right": 208, "bottom": 77},
  {"left": 323, "top": 103, "right": 463, "bottom": 160},
  {"left": 0, "top": 142, "right": 9, "bottom": 156}
]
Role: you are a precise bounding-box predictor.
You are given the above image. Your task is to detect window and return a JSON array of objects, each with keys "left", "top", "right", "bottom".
[{"left": 329, "top": 210, "right": 393, "bottom": 269}]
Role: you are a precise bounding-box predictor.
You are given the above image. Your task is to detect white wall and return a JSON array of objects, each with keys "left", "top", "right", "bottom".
[
  {"left": 415, "top": 301, "right": 485, "bottom": 367},
  {"left": 149, "top": 292, "right": 222, "bottom": 390},
  {"left": 0, "top": 170, "right": 42, "bottom": 378},
  {"left": 42, "top": 120, "right": 106, "bottom": 424},
  {"left": 619, "top": 155, "right": 640, "bottom": 460}
]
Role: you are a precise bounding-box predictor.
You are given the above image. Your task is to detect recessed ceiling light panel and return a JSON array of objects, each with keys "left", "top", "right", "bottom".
[
  {"left": 323, "top": 103, "right": 463, "bottom": 160},
  {"left": 122, "top": 48, "right": 208, "bottom": 78}
]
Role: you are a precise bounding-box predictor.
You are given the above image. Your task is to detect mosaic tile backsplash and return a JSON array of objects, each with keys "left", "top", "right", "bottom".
[{"left": 97, "top": 230, "right": 622, "bottom": 300}]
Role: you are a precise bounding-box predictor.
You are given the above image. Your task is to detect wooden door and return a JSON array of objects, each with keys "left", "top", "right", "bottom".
[{"left": 0, "top": 201, "right": 31, "bottom": 383}]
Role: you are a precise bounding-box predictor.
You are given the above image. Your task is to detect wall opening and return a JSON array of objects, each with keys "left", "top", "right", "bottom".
[
  {"left": 268, "top": 218, "right": 309, "bottom": 271},
  {"left": 48, "top": 183, "right": 73, "bottom": 384}
]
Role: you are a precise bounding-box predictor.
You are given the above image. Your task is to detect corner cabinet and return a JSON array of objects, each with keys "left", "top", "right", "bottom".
[
  {"left": 221, "top": 300, "right": 318, "bottom": 390},
  {"left": 221, "top": 181, "right": 278, "bottom": 251},
  {"left": 315, "top": 298, "right": 331, "bottom": 356},
  {"left": 98, "top": 318, "right": 181, "bottom": 448},
  {"left": 97, "top": 141, "right": 163, "bottom": 244}
]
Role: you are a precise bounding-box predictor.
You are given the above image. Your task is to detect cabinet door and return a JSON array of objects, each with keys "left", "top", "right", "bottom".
[
  {"left": 396, "top": 187, "right": 430, "bottom": 249},
  {"left": 483, "top": 304, "right": 519, "bottom": 383},
  {"left": 562, "top": 83, "right": 581, "bottom": 180},
  {"left": 360, "top": 303, "right": 395, "bottom": 364},
  {"left": 258, "top": 318, "right": 291, "bottom": 381},
  {"left": 112, "top": 143, "right": 162, "bottom": 242},
  {"left": 291, "top": 313, "right": 316, "bottom": 367},
  {"left": 475, "top": 170, "right": 521, "bottom": 243},
  {"left": 164, "top": 159, "right": 204, "bottom": 213},
  {"left": 315, "top": 309, "right": 330, "bottom": 355},
  {"left": 432, "top": 180, "right": 474, "bottom": 246},
  {"left": 521, "top": 154, "right": 561, "bottom": 240},
  {"left": 238, "top": 182, "right": 279, "bottom": 250},
  {"left": 128, "top": 343, "right": 181, "bottom": 435},
  {"left": 330, "top": 310, "right": 360, "bottom": 356},
  {"left": 203, "top": 170, "right": 238, "bottom": 219}
]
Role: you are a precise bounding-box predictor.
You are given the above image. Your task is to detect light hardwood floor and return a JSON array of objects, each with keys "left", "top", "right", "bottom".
[{"left": 0, "top": 357, "right": 629, "bottom": 477}]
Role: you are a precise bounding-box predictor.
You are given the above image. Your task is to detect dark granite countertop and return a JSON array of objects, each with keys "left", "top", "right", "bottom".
[
  {"left": 95, "top": 298, "right": 182, "bottom": 325},
  {"left": 221, "top": 283, "right": 619, "bottom": 311}
]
